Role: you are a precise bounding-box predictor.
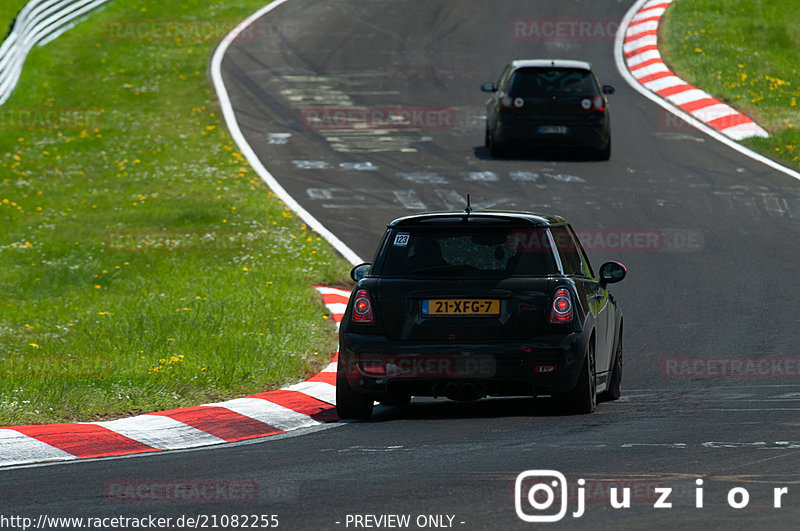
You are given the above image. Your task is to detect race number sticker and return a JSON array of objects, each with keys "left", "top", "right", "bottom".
[{"left": 394, "top": 232, "right": 410, "bottom": 247}]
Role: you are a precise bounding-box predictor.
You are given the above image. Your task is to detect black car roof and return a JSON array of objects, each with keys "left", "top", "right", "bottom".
[{"left": 387, "top": 211, "right": 568, "bottom": 228}]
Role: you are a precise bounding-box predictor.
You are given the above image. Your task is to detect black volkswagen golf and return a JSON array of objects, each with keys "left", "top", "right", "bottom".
[
  {"left": 336, "top": 209, "right": 626, "bottom": 419},
  {"left": 482, "top": 59, "right": 614, "bottom": 159}
]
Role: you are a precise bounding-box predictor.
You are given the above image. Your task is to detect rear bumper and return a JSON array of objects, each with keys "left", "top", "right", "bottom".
[
  {"left": 494, "top": 117, "right": 609, "bottom": 150},
  {"left": 339, "top": 332, "right": 586, "bottom": 400}
]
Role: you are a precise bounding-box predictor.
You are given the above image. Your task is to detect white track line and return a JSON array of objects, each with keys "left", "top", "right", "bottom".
[{"left": 209, "top": 0, "right": 363, "bottom": 266}]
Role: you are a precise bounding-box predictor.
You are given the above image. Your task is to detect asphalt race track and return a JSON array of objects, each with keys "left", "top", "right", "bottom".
[{"left": 4, "top": 1, "right": 800, "bottom": 528}]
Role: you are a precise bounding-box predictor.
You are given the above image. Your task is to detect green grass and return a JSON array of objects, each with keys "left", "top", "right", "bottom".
[
  {"left": 0, "top": 0, "right": 352, "bottom": 425},
  {"left": 660, "top": 0, "right": 800, "bottom": 168},
  {"left": 1, "top": 1, "right": 27, "bottom": 36}
]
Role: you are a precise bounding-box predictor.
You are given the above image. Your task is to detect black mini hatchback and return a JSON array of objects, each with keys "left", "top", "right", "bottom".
[{"left": 336, "top": 209, "right": 626, "bottom": 419}]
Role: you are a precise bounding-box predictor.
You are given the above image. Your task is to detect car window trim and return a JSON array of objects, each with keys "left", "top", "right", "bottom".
[
  {"left": 545, "top": 229, "right": 564, "bottom": 275},
  {"left": 568, "top": 225, "right": 596, "bottom": 280}
]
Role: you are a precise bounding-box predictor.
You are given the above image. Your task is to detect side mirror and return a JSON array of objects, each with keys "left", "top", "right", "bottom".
[
  {"left": 602, "top": 85, "right": 615, "bottom": 95},
  {"left": 350, "top": 263, "right": 372, "bottom": 282},
  {"left": 599, "top": 261, "right": 626, "bottom": 286},
  {"left": 481, "top": 82, "right": 496, "bottom": 93}
]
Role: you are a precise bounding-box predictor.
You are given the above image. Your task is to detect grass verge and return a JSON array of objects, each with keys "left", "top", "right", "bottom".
[
  {"left": 659, "top": 0, "right": 800, "bottom": 168},
  {"left": 1, "top": 1, "right": 27, "bottom": 37},
  {"left": 0, "top": 0, "right": 352, "bottom": 425}
]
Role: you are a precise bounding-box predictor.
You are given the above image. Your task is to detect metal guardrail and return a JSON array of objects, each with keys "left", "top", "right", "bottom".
[{"left": 0, "top": 0, "right": 111, "bottom": 106}]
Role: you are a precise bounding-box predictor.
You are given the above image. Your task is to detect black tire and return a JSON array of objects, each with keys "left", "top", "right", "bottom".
[
  {"left": 380, "top": 395, "right": 411, "bottom": 407},
  {"left": 560, "top": 342, "right": 596, "bottom": 414},
  {"left": 596, "top": 139, "right": 611, "bottom": 161},
  {"left": 336, "top": 367, "right": 374, "bottom": 420},
  {"left": 599, "top": 331, "right": 622, "bottom": 402},
  {"left": 487, "top": 128, "right": 506, "bottom": 158}
]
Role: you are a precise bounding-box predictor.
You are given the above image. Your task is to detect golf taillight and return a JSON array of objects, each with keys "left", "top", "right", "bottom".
[
  {"left": 549, "top": 288, "right": 573, "bottom": 323},
  {"left": 352, "top": 288, "right": 374, "bottom": 324},
  {"left": 592, "top": 95, "right": 604, "bottom": 111},
  {"left": 500, "top": 93, "right": 524, "bottom": 109}
]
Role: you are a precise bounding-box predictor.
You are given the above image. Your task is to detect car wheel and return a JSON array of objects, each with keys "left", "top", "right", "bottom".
[
  {"left": 380, "top": 395, "right": 411, "bottom": 407},
  {"left": 560, "top": 341, "right": 596, "bottom": 414},
  {"left": 599, "top": 331, "right": 622, "bottom": 402},
  {"left": 487, "top": 128, "right": 506, "bottom": 158},
  {"left": 484, "top": 125, "right": 490, "bottom": 148},
  {"left": 336, "top": 367, "right": 374, "bottom": 420}
]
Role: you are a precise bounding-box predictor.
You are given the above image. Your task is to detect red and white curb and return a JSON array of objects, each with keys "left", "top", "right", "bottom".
[
  {"left": 622, "top": 0, "right": 768, "bottom": 141},
  {"left": 0, "top": 286, "right": 352, "bottom": 468}
]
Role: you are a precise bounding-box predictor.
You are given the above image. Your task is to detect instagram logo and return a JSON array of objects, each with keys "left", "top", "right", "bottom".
[
  {"left": 515, "top": 470, "right": 573, "bottom": 522},
  {"left": 514, "top": 471, "right": 791, "bottom": 519}
]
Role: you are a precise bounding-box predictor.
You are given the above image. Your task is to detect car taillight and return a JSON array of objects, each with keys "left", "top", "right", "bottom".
[
  {"left": 500, "top": 93, "right": 524, "bottom": 109},
  {"left": 581, "top": 96, "right": 605, "bottom": 111},
  {"left": 549, "top": 288, "right": 573, "bottom": 323},
  {"left": 359, "top": 358, "right": 386, "bottom": 375},
  {"left": 352, "top": 288, "right": 375, "bottom": 324}
]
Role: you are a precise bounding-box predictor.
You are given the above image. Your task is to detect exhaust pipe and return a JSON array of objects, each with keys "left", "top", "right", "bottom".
[{"left": 444, "top": 382, "right": 486, "bottom": 402}]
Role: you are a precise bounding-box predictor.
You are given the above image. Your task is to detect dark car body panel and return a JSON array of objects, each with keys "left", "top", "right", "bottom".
[{"left": 338, "top": 211, "right": 624, "bottom": 405}]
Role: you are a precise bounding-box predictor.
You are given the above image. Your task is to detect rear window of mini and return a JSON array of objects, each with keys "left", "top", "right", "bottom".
[{"left": 377, "top": 227, "right": 560, "bottom": 277}]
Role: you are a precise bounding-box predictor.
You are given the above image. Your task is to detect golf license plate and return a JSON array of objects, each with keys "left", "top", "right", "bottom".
[
  {"left": 538, "top": 125, "right": 569, "bottom": 134},
  {"left": 422, "top": 299, "right": 500, "bottom": 316}
]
